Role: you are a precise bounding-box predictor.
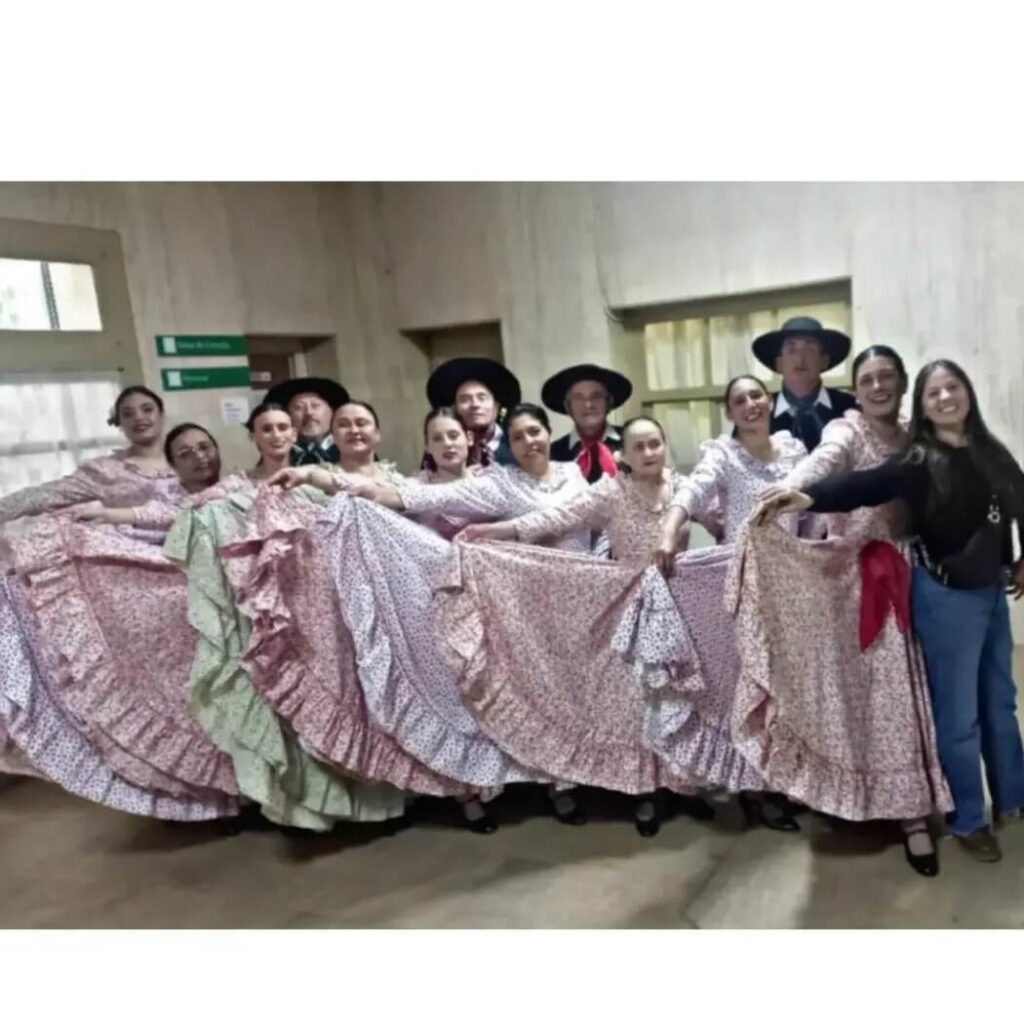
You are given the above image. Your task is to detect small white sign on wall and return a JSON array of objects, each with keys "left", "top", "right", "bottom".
[{"left": 220, "top": 395, "right": 250, "bottom": 427}]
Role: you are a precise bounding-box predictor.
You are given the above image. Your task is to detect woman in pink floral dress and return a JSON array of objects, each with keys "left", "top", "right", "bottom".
[
  {"left": 0, "top": 386, "right": 184, "bottom": 526},
  {"left": 652, "top": 375, "right": 809, "bottom": 831},
  {"left": 457, "top": 415, "right": 717, "bottom": 836},
  {"left": 743, "top": 346, "right": 952, "bottom": 877}
]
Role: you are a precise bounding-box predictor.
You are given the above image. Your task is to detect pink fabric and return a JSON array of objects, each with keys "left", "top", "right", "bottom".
[
  {"left": 222, "top": 487, "right": 468, "bottom": 797},
  {"left": 0, "top": 450, "right": 185, "bottom": 525},
  {"left": 727, "top": 524, "right": 952, "bottom": 820},
  {"left": 7, "top": 514, "right": 238, "bottom": 800},
  {"left": 407, "top": 466, "right": 490, "bottom": 541},
  {"left": 671, "top": 432, "right": 808, "bottom": 543},
  {"left": 0, "top": 576, "right": 232, "bottom": 819},
  {"left": 436, "top": 540, "right": 694, "bottom": 793},
  {"left": 645, "top": 546, "right": 765, "bottom": 792},
  {"left": 784, "top": 410, "right": 908, "bottom": 539}
]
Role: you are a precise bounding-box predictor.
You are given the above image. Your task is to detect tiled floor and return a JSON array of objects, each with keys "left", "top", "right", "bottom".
[{"left": 2, "top": 657, "right": 1023, "bottom": 929}]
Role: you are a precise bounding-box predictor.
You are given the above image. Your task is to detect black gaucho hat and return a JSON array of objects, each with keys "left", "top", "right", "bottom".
[
  {"left": 426, "top": 357, "right": 521, "bottom": 411},
  {"left": 541, "top": 363, "right": 633, "bottom": 413},
  {"left": 752, "top": 316, "right": 851, "bottom": 372},
  {"left": 264, "top": 377, "right": 350, "bottom": 411}
]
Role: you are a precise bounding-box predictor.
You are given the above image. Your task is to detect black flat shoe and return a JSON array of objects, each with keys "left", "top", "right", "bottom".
[
  {"left": 552, "top": 799, "right": 589, "bottom": 826},
  {"left": 675, "top": 795, "right": 715, "bottom": 822},
  {"left": 634, "top": 814, "right": 661, "bottom": 838},
  {"left": 902, "top": 825, "right": 939, "bottom": 877},
  {"left": 738, "top": 792, "right": 800, "bottom": 833},
  {"left": 466, "top": 812, "right": 499, "bottom": 835}
]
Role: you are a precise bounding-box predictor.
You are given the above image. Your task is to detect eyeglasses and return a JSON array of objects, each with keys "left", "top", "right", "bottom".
[{"left": 172, "top": 441, "right": 217, "bottom": 462}]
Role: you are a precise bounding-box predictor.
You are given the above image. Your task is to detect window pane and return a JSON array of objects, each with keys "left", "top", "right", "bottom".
[
  {"left": 643, "top": 319, "right": 707, "bottom": 390},
  {"left": 0, "top": 376, "right": 122, "bottom": 492},
  {"left": 0, "top": 257, "right": 102, "bottom": 331},
  {"left": 652, "top": 399, "right": 725, "bottom": 472}
]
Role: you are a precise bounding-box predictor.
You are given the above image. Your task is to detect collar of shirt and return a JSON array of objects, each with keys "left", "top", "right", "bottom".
[
  {"left": 774, "top": 385, "right": 832, "bottom": 418},
  {"left": 568, "top": 423, "right": 621, "bottom": 449},
  {"left": 485, "top": 423, "right": 505, "bottom": 452},
  {"left": 292, "top": 435, "right": 337, "bottom": 458}
]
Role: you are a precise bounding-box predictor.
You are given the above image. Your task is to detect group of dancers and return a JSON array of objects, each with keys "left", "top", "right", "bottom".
[{"left": 1, "top": 314, "right": 1023, "bottom": 880}]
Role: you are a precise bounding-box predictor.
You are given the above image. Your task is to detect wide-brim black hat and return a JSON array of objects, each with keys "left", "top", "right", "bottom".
[
  {"left": 541, "top": 363, "right": 633, "bottom": 413},
  {"left": 264, "top": 376, "right": 350, "bottom": 411},
  {"left": 426, "top": 357, "right": 522, "bottom": 411},
  {"left": 752, "top": 316, "right": 851, "bottom": 372}
]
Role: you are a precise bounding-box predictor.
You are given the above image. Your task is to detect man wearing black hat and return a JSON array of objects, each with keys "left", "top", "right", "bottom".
[
  {"left": 426, "top": 357, "right": 521, "bottom": 467},
  {"left": 543, "top": 364, "right": 633, "bottom": 484},
  {"left": 752, "top": 316, "right": 857, "bottom": 452},
  {"left": 263, "top": 376, "right": 351, "bottom": 466}
]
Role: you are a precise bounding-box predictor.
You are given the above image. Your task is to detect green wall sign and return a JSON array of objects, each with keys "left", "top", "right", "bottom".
[
  {"left": 156, "top": 334, "right": 248, "bottom": 357},
  {"left": 160, "top": 366, "right": 252, "bottom": 391}
]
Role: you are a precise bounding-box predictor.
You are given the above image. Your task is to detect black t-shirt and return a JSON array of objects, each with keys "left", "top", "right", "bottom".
[{"left": 805, "top": 444, "right": 1014, "bottom": 578}]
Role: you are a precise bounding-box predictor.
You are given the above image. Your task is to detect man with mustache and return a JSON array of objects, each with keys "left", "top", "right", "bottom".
[
  {"left": 542, "top": 364, "right": 632, "bottom": 483},
  {"left": 263, "top": 377, "right": 350, "bottom": 466},
  {"left": 426, "top": 358, "right": 521, "bottom": 467},
  {"left": 752, "top": 316, "right": 857, "bottom": 451}
]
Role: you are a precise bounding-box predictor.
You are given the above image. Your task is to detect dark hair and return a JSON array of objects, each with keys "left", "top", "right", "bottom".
[
  {"left": 851, "top": 345, "right": 908, "bottom": 387},
  {"left": 505, "top": 403, "right": 552, "bottom": 435},
  {"left": 164, "top": 422, "right": 219, "bottom": 465},
  {"left": 723, "top": 375, "right": 768, "bottom": 407},
  {"left": 621, "top": 415, "right": 665, "bottom": 443},
  {"left": 420, "top": 406, "right": 468, "bottom": 472},
  {"left": 246, "top": 401, "right": 291, "bottom": 433},
  {"left": 908, "top": 359, "right": 1024, "bottom": 518},
  {"left": 334, "top": 399, "right": 380, "bottom": 428},
  {"left": 108, "top": 386, "right": 164, "bottom": 427}
]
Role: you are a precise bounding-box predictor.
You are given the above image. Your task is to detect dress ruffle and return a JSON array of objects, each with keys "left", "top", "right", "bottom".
[
  {"left": 436, "top": 539, "right": 696, "bottom": 794},
  {"left": 165, "top": 488, "right": 406, "bottom": 829},
  {"left": 642, "top": 543, "right": 765, "bottom": 793},
  {"left": 315, "top": 497, "right": 539, "bottom": 789},
  {"left": 223, "top": 489, "right": 467, "bottom": 798},
  {"left": 727, "top": 525, "right": 953, "bottom": 820},
  {"left": 8, "top": 515, "right": 237, "bottom": 800},
  {"left": 0, "top": 576, "right": 233, "bottom": 820}
]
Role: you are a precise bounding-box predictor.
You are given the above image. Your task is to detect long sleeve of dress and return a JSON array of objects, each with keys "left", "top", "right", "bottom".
[
  {"left": 0, "top": 464, "right": 104, "bottom": 524},
  {"left": 130, "top": 500, "right": 181, "bottom": 531},
  {"left": 512, "top": 475, "right": 615, "bottom": 543},
  {"left": 396, "top": 473, "right": 509, "bottom": 520},
  {"left": 784, "top": 419, "right": 855, "bottom": 491},
  {"left": 671, "top": 441, "right": 727, "bottom": 520},
  {"left": 805, "top": 456, "right": 921, "bottom": 513}
]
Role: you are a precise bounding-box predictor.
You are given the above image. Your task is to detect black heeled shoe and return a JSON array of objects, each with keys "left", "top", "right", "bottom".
[
  {"left": 634, "top": 797, "right": 662, "bottom": 838},
  {"left": 901, "top": 824, "right": 939, "bottom": 878},
  {"left": 552, "top": 796, "right": 589, "bottom": 826},
  {"left": 738, "top": 792, "right": 800, "bottom": 833}
]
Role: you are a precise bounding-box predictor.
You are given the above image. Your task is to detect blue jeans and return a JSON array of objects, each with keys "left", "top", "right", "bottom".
[{"left": 911, "top": 567, "right": 1024, "bottom": 834}]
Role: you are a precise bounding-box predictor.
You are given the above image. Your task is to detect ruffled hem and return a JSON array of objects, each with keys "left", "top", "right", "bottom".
[
  {"left": 436, "top": 542, "right": 691, "bottom": 794},
  {"left": 9, "top": 515, "right": 237, "bottom": 799},
  {"left": 729, "top": 527, "right": 954, "bottom": 820},
  {"left": 0, "top": 726, "right": 44, "bottom": 779},
  {"left": 0, "top": 577, "right": 234, "bottom": 820},
  {"left": 166, "top": 494, "right": 406, "bottom": 829},
  {"left": 636, "top": 542, "right": 765, "bottom": 792},
  {"left": 223, "top": 491, "right": 466, "bottom": 798},
  {"left": 325, "top": 499, "right": 539, "bottom": 789}
]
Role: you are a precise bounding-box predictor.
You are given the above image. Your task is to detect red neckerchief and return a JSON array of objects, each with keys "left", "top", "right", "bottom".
[{"left": 577, "top": 436, "right": 618, "bottom": 479}]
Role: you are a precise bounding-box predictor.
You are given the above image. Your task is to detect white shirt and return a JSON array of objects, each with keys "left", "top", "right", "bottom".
[{"left": 773, "top": 385, "right": 832, "bottom": 418}]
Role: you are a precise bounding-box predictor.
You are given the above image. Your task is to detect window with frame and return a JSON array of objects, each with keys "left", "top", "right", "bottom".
[
  {"left": 626, "top": 290, "right": 852, "bottom": 473},
  {"left": 0, "top": 217, "right": 141, "bottom": 497}
]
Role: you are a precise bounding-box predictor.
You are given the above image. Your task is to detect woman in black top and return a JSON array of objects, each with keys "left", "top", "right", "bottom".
[{"left": 752, "top": 359, "right": 1024, "bottom": 864}]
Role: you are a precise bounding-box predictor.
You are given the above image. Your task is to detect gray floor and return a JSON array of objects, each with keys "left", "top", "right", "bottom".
[{"left": 2, "top": 654, "right": 1023, "bottom": 929}]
